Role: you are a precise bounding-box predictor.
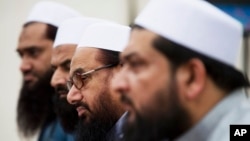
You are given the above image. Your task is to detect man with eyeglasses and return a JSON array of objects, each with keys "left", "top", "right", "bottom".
[
  {"left": 67, "top": 22, "right": 130, "bottom": 141},
  {"left": 51, "top": 17, "right": 104, "bottom": 140}
]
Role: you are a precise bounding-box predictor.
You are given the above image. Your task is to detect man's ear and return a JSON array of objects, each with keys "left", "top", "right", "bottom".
[{"left": 176, "top": 58, "right": 206, "bottom": 101}]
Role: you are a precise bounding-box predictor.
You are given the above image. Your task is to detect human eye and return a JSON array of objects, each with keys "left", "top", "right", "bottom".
[
  {"left": 28, "top": 48, "right": 42, "bottom": 58},
  {"left": 62, "top": 61, "right": 70, "bottom": 72},
  {"left": 78, "top": 73, "right": 91, "bottom": 88},
  {"left": 119, "top": 61, "right": 124, "bottom": 67},
  {"left": 17, "top": 51, "right": 23, "bottom": 58},
  {"left": 130, "top": 60, "right": 143, "bottom": 68},
  {"left": 81, "top": 74, "right": 89, "bottom": 81},
  {"left": 128, "top": 57, "right": 146, "bottom": 73},
  {"left": 51, "top": 65, "right": 57, "bottom": 72}
]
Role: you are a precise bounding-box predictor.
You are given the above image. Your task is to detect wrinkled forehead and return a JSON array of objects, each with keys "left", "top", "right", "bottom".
[
  {"left": 70, "top": 47, "right": 101, "bottom": 75},
  {"left": 51, "top": 44, "right": 76, "bottom": 65}
]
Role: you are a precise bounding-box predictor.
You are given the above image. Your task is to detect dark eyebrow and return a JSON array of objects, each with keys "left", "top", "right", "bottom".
[
  {"left": 72, "top": 68, "right": 85, "bottom": 75},
  {"left": 121, "top": 52, "right": 138, "bottom": 62},
  {"left": 60, "top": 59, "right": 71, "bottom": 67},
  {"left": 70, "top": 67, "right": 86, "bottom": 80},
  {"left": 16, "top": 46, "right": 43, "bottom": 53}
]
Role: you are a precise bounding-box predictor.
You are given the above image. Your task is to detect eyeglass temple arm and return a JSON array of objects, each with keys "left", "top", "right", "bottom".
[
  {"left": 80, "top": 64, "right": 115, "bottom": 76},
  {"left": 94, "top": 64, "right": 116, "bottom": 72},
  {"left": 80, "top": 70, "right": 95, "bottom": 76}
]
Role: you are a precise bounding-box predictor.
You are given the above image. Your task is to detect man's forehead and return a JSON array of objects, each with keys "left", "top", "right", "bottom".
[
  {"left": 20, "top": 22, "right": 47, "bottom": 40},
  {"left": 72, "top": 47, "right": 100, "bottom": 63},
  {"left": 18, "top": 24, "right": 52, "bottom": 50},
  {"left": 52, "top": 45, "right": 76, "bottom": 60},
  {"left": 120, "top": 47, "right": 137, "bottom": 60},
  {"left": 54, "top": 44, "right": 76, "bottom": 51},
  {"left": 51, "top": 53, "right": 71, "bottom": 66},
  {"left": 70, "top": 48, "right": 100, "bottom": 75},
  {"left": 121, "top": 29, "right": 161, "bottom": 61}
]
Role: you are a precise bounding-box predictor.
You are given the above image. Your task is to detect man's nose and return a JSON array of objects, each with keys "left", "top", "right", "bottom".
[
  {"left": 111, "top": 68, "right": 129, "bottom": 96},
  {"left": 50, "top": 69, "right": 66, "bottom": 88},
  {"left": 67, "top": 85, "right": 83, "bottom": 105},
  {"left": 19, "top": 57, "right": 32, "bottom": 73}
]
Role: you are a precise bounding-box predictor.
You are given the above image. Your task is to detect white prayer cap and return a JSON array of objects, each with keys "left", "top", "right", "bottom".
[
  {"left": 26, "top": 1, "right": 81, "bottom": 27},
  {"left": 53, "top": 17, "right": 105, "bottom": 48},
  {"left": 135, "top": 0, "right": 243, "bottom": 67},
  {"left": 78, "top": 22, "right": 130, "bottom": 52}
]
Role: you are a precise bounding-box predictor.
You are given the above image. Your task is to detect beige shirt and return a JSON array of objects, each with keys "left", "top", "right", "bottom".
[{"left": 176, "top": 88, "right": 250, "bottom": 141}]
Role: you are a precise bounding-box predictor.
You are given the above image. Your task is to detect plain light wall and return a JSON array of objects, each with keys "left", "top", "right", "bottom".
[{"left": 0, "top": 0, "right": 132, "bottom": 140}]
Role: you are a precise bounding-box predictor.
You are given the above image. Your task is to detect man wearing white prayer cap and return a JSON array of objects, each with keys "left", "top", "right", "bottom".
[
  {"left": 112, "top": 0, "right": 250, "bottom": 141},
  {"left": 67, "top": 22, "right": 130, "bottom": 141},
  {"left": 16, "top": 1, "right": 81, "bottom": 141},
  {"left": 50, "top": 17, "right": 105, "bottom": 139}
]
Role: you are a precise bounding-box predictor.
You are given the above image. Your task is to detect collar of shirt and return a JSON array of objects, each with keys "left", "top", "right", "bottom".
[
  {"left": 106, "top": 112, "right": 128, "bottom": 141},
  {"left": 175, "top": 88, "right": 247, "bottom": 141}
]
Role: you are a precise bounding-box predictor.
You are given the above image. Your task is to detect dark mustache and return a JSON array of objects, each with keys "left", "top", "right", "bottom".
[
  {"left": 55, "top": 85, "right": 69, "bottom": 93},
  {"left": 120, "top": 93, "right": 133, "bottom": 106},
  {"left": 23, "top": 71, "right": 37, "bottom": 77},
  {"left": 73, "top": 102, "right": 91, "bottom": 112}
]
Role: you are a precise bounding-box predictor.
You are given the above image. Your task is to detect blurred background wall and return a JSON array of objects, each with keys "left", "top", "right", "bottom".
[{"left": 0, "top": 0, "right": 249, "bottom": 140}]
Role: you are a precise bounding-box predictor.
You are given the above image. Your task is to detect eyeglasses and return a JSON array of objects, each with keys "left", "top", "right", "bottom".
[{"left": 67, "top": 64, "right": 115, "bottom": 91}]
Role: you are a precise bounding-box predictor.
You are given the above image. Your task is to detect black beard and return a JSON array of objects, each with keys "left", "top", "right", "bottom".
[
  {"left": 122, "top": 81, "right": 190, "bottom": 141},
  {"left": 75, "top": 89, "right": 120, "bottom": 141},
  {"left": 53, "top": 85, "right": 78, "bottom": 133},
  {"left": 17, "top": 69, "right": 56, "bottom": 137}
]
